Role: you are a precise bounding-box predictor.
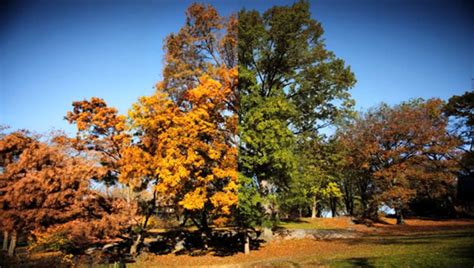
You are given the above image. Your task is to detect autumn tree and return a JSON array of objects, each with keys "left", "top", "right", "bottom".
[
  {"left": 160, "top": 3, "right": 237, "bottom": 108},
  {"left": 65, "top": 97, "right": 130, "bottom": 195},
  {"left": 64, "top": 97, "right": 145, "bottom": 253},
  {"left": 62, "top": 4, "right": 239, "bottom": 255},
  {"left": 0, "top": 131, "right": 131, "bottom": 256},
  {"left": 124, "top": 69, "right": 238, "bottom": 253},
  {"left": 338, "top": 99, "right": 460, "bottom": 224},
  {"left": 114, "top": 4, "right": 239, "bottom": 254}
]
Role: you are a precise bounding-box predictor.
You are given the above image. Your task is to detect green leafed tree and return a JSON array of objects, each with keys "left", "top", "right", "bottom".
[
  {"left": 238, "top": 0, "right": 356, "bottom": 224},
  {"left": 444, "top": 91, "right": 474, "bottom": 176}
]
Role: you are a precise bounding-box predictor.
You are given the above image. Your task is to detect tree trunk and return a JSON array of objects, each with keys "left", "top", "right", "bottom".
[
  {"left": 243, "top": 231, "right": 250, "bottom": 254},
  {"left": 395, "top": 207, "right": 405, "bottom": 225},
  {"left": 311, "top": 196, "right": 317, "bottom": 218},
  {"left": 201, "top": 211, "right": 209, "bottom": 230},
  {"left": 7, "top": 231, "right": 16, "bottom": 256},
  {"left": 128, "top": 186, "right": 131, "bottom": 204},
  {"left": 200, "top": 211, "right": 210, "bottom": 250},
  {"left": 298, "top": 207, "right": 302, "bottom": 218},
  {"left": 201, "top": 231, "right": 209, "bottom": 250},
  {"left": 180, "top": 212, "right": 189, "bottom": 227},
  {"left": 129, "top": 233, "right": 143, "bottom": 256},
  {"left": 331, "top": 198, "right": 338, "bottom": 217},
  {"left": 3, "top": 230, "right": 8, "bottom": 251},
  {"left": 316, "top": 202, "right": 323, "bottom": 218},
  {"left": 344, "top": 197, "right": 354, "bottom": 216},
  {"left": 129, "top": 189, "right": 156, "bottom": 255},
  {"left": 360, "top": 197, "right": 367, "bottom": 214},
  {"left": 394, "top": 198, "right": 405, "bottom": 225}
]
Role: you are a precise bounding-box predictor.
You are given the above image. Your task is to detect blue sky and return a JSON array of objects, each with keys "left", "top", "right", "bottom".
[{"left": 1, "top": 0, "right": 472, "bottom": 135}]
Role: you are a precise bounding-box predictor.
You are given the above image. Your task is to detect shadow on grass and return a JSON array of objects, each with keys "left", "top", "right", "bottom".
[
  {"left": 147, "top": 228, "right": 263, "bottom": 257},
  {"left": 355, "top": 231, "right": 474, "bottom": 245},
  {"left": 338, "top": 257, "right": 376, "bottom": 268},
  {"left": 449, "top": 238, "right": 474, "bottom": 262},
  {"left": 334, "top": 230, "right": 474, "bottom": 267},
  {"left": 280, "top": 218, "right": 310, "bottom": 224}
]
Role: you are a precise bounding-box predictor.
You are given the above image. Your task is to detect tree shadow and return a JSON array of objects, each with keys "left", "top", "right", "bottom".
[
  {"left": 450, "top": 243, "right": 474, "bottom": 262},
  {"left": 343, "top": 230, "right": 474, "bottom": 247},
  {"left": 146, "top": 228, "right": 263, "bottom": 257},
  {"left": 340, "top": 257, "right": 377, "bottom": 268},
  {"left": 280, "top": 218, "right": 310, "bottom": 224}
]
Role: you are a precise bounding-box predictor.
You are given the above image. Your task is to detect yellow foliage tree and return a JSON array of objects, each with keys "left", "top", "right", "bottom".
[{"left": 122, "top": 67, "right": 238, "bottom": 233}]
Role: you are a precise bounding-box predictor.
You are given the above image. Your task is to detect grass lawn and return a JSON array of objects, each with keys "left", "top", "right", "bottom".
[
  {"left": 277, "top": 217, "right": 358, "bottom": 230},
  {"left": 258, "top": 229, "right": 474, "bottom": 267}
]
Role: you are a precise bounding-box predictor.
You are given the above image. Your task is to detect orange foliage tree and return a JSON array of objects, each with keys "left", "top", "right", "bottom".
[
  {"left": 160, "top": 3, "right": 237, "bottom": 109},
  {"left": 118, "top": 3, "right": 238, "bottom": 252},
  {"left": 65, "top": 97, "right": 130, "bottom": 193},
  {"left": 338, "top": 99, "right": 460, "bottom": 224},
  {"left": 123, "top": 68, "right": 238, "bottom": 252},
  {"left": 62, "top": 4, "right": 238, "bottom": 254},
  {"left": 0, "top": 131, "right": 132, "bottom": 256}
]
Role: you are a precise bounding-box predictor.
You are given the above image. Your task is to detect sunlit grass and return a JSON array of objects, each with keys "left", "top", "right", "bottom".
[
  {"left": 259, "top": 229, "right": 474, "bottom": 267},
  {"left": 278, "top": 217, "right": 353, "bottom": 230}
]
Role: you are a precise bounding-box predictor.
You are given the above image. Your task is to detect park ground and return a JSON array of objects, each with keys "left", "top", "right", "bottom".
[{"left": 4, "top": 217, "right": 474, "bottom": 267}]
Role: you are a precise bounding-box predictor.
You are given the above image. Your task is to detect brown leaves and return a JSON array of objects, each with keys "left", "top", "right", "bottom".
[
  {"left": 65, "top": 97, "right": 130, "bottom": 186},
  {"left": 339, "top": 99, "right": 461, "bottom": 210},
  {"left": 161, "top": 3, "right": 237, "bottom": 102},
  {"left": 0, "top": 132, "right": 121, "bottom": 234}
]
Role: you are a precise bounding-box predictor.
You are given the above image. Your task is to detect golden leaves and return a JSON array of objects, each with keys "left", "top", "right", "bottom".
[
  {"left": 180, "top": 187, "right": 207, "bottom": 210},
  {"left": 124, "top": 71, "right": 238, "bottom": 219}
]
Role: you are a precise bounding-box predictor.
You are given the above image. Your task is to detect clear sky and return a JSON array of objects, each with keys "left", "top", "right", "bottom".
[{"left": 1, "top": 0, "right": 472, "bottom": 135}]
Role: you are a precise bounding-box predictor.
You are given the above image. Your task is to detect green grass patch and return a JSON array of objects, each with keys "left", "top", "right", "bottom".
[{"left": 264, "top": 229, "right": 474, "bottom": 267}]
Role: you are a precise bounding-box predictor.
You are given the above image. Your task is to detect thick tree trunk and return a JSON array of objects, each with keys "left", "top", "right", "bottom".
[
  {"left": 130, "top": 208, "right": 151, "bottom": 255},
  {"left": 201, "top": 231, "right": 210, "bottom": 250},
  {"left": 395, "top": 207, "right": 405, "bottom": 225},
  {"left": 344, "top": 197, "right": 354, "bottom": 216},
  {"left": 180, "top": 212, "right": 189, "bottom": 227},
  {"left": 359, "top": 186, "right": 370, "bottom": 216},
  {"left": 243, "top": 231, "right": 250, "bottom": 254},
  {"left": 127, "top": 186, "right": 132, "bottom": 205},
  {"left": 129, "top": 233, "right": 142, "bottom": 256},
  {"left": 311, "top": 196, "right": 317, "bottom": 218},
  {"left": 7, "top": 231, "right": 16, "bottom": 256},
  {"left": 3, "top": 230, "right": 8, "bottom": 251},
  {"left": 331, "top": 198, "right": 338, "bottom": 217},
  {"left": 198, "top": 211, "right": 210, "bottom": 250},
  {"left": 130, "top": 190, "right": 156, "bottom": 255},
  {"left": 105, "top": 184, "right": 110, "bottom": 197},
  {"left": 395, "top": 199, "right": 405, "bottom": 225},
  {"left": 316, "top": 203, "right": 323, "bottom": 218},
  {"left": 360, "top": 198, "right": 367, "bottom": 213}
]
